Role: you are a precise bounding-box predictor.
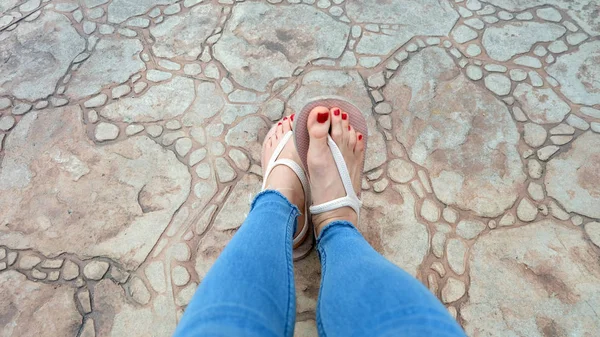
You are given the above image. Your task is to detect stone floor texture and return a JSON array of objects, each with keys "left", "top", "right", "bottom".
[{"left": 1, "top": 0, "right": 600, "bottom": 336}]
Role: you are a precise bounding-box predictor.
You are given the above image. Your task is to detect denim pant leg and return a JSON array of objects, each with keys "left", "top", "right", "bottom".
[
  {"left": 316, "top": 221, "right": 466, "bottom": 337},
  {"left": 174, "top": 190, "right": 298, "bottom": 337}
]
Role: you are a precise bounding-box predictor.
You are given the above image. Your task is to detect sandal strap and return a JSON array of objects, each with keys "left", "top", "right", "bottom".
[
  {"left": 309, "top": 135, "right": 361, "bottom": 221},
  {"left": 261, "top": 131, "right": 310, "bottom": 245},
  {"left": 263, "top": 131, "right": 293, "bottom": 180}
]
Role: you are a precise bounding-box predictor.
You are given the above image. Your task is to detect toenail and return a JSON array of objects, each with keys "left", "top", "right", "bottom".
[
  {"left": 333, "top": 108, "right": 340, "bottom": 116},
  {"left": 278, "top": 122, "right": 282, "bottom": 125},
  {"left": 317, "top": 112, "right": 329, "bottom": 123},
  {"left": 342, "top": 113, "right": 348, "bottom": 120},
  {"left": 290, "top": 114, "right": 295, "bottom": 121},
  {"left": 358, "top": 134, "right": 363, "bottom": 141},
  {"left": 283, "top": 117, "right": 287, "bottom": 120},
  {"left": 348, "top": 126, "right": 351, "bottom": 131}
]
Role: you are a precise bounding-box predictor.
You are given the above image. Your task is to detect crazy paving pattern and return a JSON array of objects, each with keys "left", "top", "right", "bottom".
[{"left": 1, "top": 0, "right": 600, "bottom": 336}]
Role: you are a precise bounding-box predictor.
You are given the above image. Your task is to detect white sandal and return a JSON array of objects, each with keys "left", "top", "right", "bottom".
[
  {"left": 308, "top": 136, "right": 362, "bottom": 223},
  {"left": 293, "top": 97, "right": 369, "bottom": 231},
  {"left": 262, "top": 127, "right": 313, "bottom": 260}
]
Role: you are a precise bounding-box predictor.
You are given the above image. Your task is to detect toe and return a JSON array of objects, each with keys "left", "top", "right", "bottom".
[
  {"left": 341, "top": 111, "right": 350, "bottom": 133},
  {"left": 355, "top": 132, "right": 365, "bottom": 153},
  {"left": 307, "top": 106, "right": 331, "bottom": 168},
  {"left": 275, "top": 120, "right": 284, "bottom": 139},
  {"left": 348, "top": 126, "right": 357, "bottom": 150},
  {"left": 263, "top": 123, "right": 277, "bottom": 151},
  {"left": 307, "top": 106, "right": 330, "bottom": 141},
  {"left": 330, "top": 107, "right": 343, "bottom": 143},
  {"left": 282, "top": 116, "right": 292, "bottom": 134},
  {"left": 261, "top": 130, "right": 274, "bottom": 169}
]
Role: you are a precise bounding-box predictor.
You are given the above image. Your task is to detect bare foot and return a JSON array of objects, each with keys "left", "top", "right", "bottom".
[
  {"left": 306, "top": 106, "right": 365, "bottom": 237},
  {"left": 262, "top": 115, "right": 306, "bottom": 246}
]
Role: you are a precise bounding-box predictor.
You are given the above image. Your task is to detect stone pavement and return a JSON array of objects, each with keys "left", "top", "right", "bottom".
[{"left": 1, "top": 0, "right": 599, "bottom": 336}]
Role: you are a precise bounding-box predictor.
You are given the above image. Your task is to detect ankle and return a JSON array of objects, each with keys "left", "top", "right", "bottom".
[
  {"left": 264, "top": 167, "right": 304, "bottom": 205},
  {"left": 275, "top": 187, "right": 304, "bottom": 209},
  {"left": 313, "top": 208, "right": 357, "bottom": 237}
]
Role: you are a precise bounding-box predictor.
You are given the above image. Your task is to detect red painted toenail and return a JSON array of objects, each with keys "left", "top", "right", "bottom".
[
  {"left": 290, "top": 114, "right": 295, "bottom": 121},
  {"left": 278, "top": 122, "right": 282, "bottom": 125},
  {"left": 333, "top": 108, "right": 341, "bottom": 116},
  {"left": 317, "top": 112, "right": 329, "bottom": 123},
  {"left": 342, "top": 113, "right": 348, "bottom": 120},
  {"left": 348, "top": 126, "right": 351, "bottom": 131},
  {"left": 358, "top": 134, "right": 363, "bottom": 141},
  {"left": 283, "top": 117, "right": 287, "bottom": 120}
]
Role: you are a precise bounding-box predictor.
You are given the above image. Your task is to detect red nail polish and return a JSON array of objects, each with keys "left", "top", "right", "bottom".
[
  {"left": 290, "top": 114, "right": 295, "bottom": 121},
  {"left": 348, "top": 126, "right": 351, "bottom": 131},
  {"left": 283, "top": 117, "right": 287, "bottom": 120},
  {"left": 358, "top": 134, "right": 363, "bottom": 141},
  {"left": 342, "top": 113, "right": 348, "bottom": 120},
  {"left": 278, "top": 122, "right": 282, "bottom": 125},
  {"left": 333, "top": 108, "right": 341, "bottom": 116},
  {"left": 317, "top": 112, "right": 329, "bottom": 123}
]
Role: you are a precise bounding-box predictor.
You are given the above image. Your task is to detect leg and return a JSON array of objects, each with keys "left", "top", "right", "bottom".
[
  {"left": 316, "top": 221, "right": 466, "bottom": 337},
  {"left": 175, "top": 117, "right": 306, "bottom": 337},
  {"left": 174, "top": 191, "right": 297, "bottom": 337},
  {"left": 304, "top": 106, "right": 465, "bottom": 336}
]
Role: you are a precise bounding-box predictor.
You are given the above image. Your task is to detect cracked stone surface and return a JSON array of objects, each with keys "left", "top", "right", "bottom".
[
  {"left": 1, "top": 270, "right": 81, "bottom": 335},
  {"left": 214, "top": 2, "right": 350, "bottom": 91},
  {"left": 482, "top": 21, "right": 566, "bottom": 61},
  {"left": 386, "top": 47, "right": 525, "bottom": 217},
  {"left": 547, "top": 41, "right": 600, "bottom": 106},
  {"left": 1, "top": 0, "right": 599, "bottom": 335},
  {"left": 108, "top": 0, "right": 177, "bottom": 24},
  {"left": 0, "top": 107, "right": 191, "bottom": 269},
  {"left": 513, "top": 83, "right": 571, "bottom": 124},
  {"left": 462, "top": 221, "right": 600, "bottom": 336},
  {"left": 361, "top": 187, "right": 429, "bottom": 277},
  {"left": 101, "top": 76, "right": 195, "bottom": 122},
  {"left": 66, "top": 38, "right": 144, "bottom": 100},
  {"left": 346, "top": 0, "right": 458, "bottom": 27},
  {"left": 94, "top": 279, "right": 177, "bottom": 336},
  {"left": 150, "top": 3, "right": 222, "bottom": 60},
  {"left": 347, "top": 0, "right": 458, "bottom": 56},
  {"left": 0, "top": 11, "right": 85, "bottom": 100},
  {"left": 0, "top": 0, "right": 20, "bottom": 15},
  {"left": 482, "top": 0, "right": 600, "bottom": 36},
  {"left": 545, "top": 132, "right": 600, "bottom": 219}
]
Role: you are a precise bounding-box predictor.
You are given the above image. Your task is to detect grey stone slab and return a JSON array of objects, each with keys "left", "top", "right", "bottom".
[
  {"left": 484, "top": 74, "right": 511, "bottom": 96},
  {"left": 67, "top": 38, "right": 144, "bottom": 100},
  {"left": 482, "top": 0, "right": 599, "bottom": 37},
  {"left": 513, "top": 83, "right": 571, "bottom": 124},
  {"left": 452, "top": 25, "right": 478, "bottom": 43},
  {"left": 0, "top": 271, "right": 81, "bottom": 335},
  {"left": 482, "top": 21, "right": 566, "bottom": 61},
  {"left": 0, "top": 107, "right": 191, "bottom": 269},
  {"left": 101, "top": 77, "right": 195, "bottom": 123},
  {"left": 0, "top": 11, "right": 86, "bottom": 101},
  {"left": 151, "top": 4, "right": 222, "bottom": 60},
  {"left": 214, "top": 3, "right": 350, "bottom": 91},
  {"left": 108, "top": 0, "right": 176, "bottom": 24},
  {"left": 462, "top": 221, "right": 600, "bottom": 335},
  {"left": 547, "top": 41, "right": 600, "bottom": 105},
  {"left": 386, "top": 47, "right": 525, "bottom": 217}
]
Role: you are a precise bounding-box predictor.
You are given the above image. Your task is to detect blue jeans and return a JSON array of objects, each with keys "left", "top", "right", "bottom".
[{"left": 175, "top": 191, "right": 466, "bottom": 337}]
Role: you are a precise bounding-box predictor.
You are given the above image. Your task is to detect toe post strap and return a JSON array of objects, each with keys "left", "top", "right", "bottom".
[
  {"left": 261, "top": 131, "right": 309, "bottom": 194},
  {"left": 309, "top": 135, "right": 362, "bottom": 222},
  {"left": 261, "top": 131, "right": 310, "bottom": 246}
]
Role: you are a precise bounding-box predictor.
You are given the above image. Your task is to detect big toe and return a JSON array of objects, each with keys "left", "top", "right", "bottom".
[{"left": 307, "top": 106, "right": 331, "bottom": 142}]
